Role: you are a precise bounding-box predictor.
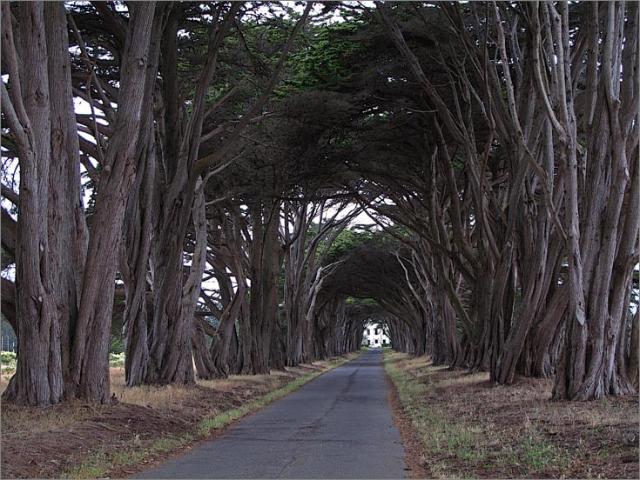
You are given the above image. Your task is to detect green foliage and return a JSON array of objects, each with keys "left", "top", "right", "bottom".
[
  {"left": 1, "top": 350, "right": 16, "bottom": 365},
  {"left": 1, "top": 351, "right": 16, "bottom": 374},
  {"left": 323, "top": 228, "right": 375, "bottom": 263},
  {"left": 278, "top": 21, "right": 363, "bottom": 95},
  {"left": 323, "top": 227, "right": 402, "bottom": 264},
  {"left": 176, "top": 13, "right": 297, "bottom": 116},
  {"left": 110, "top": 335, "right": 124, "bottom": 354},
  {"left": 109, "top": 352, "right": 125, "bottom": 368},
  {"left": 1, "top": 246, "right": 14, "bottom": 270},
  {"left": 346, "top": 296, "right": 377, "bottom": 306}
]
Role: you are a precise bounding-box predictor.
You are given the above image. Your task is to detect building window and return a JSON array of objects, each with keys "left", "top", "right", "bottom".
[
  {"left": 375, "top": 339, "right": 379, "bottom": 345},
  {"left": 367, "top": 328, "right": 371, "bottom": 335}
]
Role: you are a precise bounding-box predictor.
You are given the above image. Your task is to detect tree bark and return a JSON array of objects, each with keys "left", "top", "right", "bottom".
[
  {"left": 71, "top": 2, "right": 159, "bottom": 402},
  {"left": 2, "top": 2, "right": 62, "bottom": 406}
]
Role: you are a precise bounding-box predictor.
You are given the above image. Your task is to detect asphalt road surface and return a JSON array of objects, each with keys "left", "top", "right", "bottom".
[{"left": 136, "top": 349, "right": 406, "bottom": 479}]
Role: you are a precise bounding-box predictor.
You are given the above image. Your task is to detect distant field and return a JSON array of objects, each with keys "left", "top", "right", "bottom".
[{"left": 0, "top": 352, "right": 125, "bottom": 387}]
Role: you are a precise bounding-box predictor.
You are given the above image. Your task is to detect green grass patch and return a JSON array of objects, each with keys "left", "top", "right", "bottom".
[
  {"left": 64, "top": 355, "right": 354, "bottom": 479},
  {"left": 519, "top": 436, "right": 568, "bottom": 470},
  {"left": 64, "top": 434, "right": 195, "bottom": 479}
]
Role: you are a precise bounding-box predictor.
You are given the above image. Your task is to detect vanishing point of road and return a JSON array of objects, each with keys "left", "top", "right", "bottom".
[{"left": 137, "top": 349, "right": 407, "bottom": 479}]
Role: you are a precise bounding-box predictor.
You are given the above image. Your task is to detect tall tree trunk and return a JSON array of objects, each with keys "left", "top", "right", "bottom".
[
  {"left": 553, "top": 2, "right": 638, "bottom": 400},
  {"left": 145, "top": 4, "right": 242, "bottom": 385},
  {"left": 246, "top": 202, "right": 282, "bottom": 374},
  {"left": 628, "top": 309, "right": 639, "bottom": 390},
  {"left": 2, "top": 2, "right": 61, "bottom": 406},
  {"left": 207, "top": 220, "right": 249, "bottom": 377},
  {"left": 211, "top": 274, "right": 246, "bottom": 377},
  {"left": 44, "top": 2, "right": 89, "bottom": 397},
  {"left": 146, "top": 181, "right": 198, "bottom": 385},
  {"left": 71, "top": 3, "right": 159, "bottom": 402},
  {"left": 120, "top": 75, "right": 159, "bottom": 387},
  {"left": 3, "top": 2, "right": 159, "bottom": 404}
]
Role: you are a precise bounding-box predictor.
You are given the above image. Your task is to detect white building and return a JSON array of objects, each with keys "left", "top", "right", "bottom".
[{"left": 362, "top": 322, "right": 390, "bottom": 347}]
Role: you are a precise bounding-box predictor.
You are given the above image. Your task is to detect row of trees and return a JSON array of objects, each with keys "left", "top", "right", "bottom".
[
  {"left": 1, "top": 2, "right": 368, "bottom": 405},
  {"left": 348, "top": 1, "right": 638, "bottom": 400},
  {"left": 1, "top": 1, "right": 638, "bottom": 406}
]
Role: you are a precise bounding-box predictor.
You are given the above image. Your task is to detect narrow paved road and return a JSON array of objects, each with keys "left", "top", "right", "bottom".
[{"left": 137, "top": 349, "right": 406, "bottom": 479}]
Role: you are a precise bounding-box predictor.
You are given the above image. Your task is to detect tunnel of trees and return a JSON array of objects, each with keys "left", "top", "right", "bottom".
[{"left": 1, "top": 1, "right": 638, "bottom": 406}]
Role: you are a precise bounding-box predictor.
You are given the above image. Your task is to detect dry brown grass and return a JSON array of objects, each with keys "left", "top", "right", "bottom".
[
  {"left": 110, "top": 368, "right": 203, "bottom": 409},
  {"left": 1, "top": 354, "right": 356, "bottom": 479},
  {"left": 2, "top": 402, "right": 98, "bottom": 436},
  {"left": 0, "top": 372, "right": 11, "bottom": 394},
  {"left": 385, "top": 351, "right": 639, "bottom": 479},
  {"left": 0, "top": 361, "right": 334, "bottom": 426},
  {"left": 198, "top": 373, "right": 277, "bottom": 393},
  {"left": 107, "top": 361, "right": 333, "bottom": 406}
]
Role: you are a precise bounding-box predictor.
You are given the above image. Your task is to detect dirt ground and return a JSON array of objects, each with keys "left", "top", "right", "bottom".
[
  {"left": 0, "top": 359, "right": 349, "bottom": 479},
  {"left": 385, "top": 352, "right": 640, "bottom": 479}
]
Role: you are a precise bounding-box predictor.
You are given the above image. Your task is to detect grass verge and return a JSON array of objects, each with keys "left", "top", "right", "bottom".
[
  {"left": 63, "top": 355, "right": 354, "bottom": 479},
  {"left": 384, "top": 351, "right": 638, "bottom": 478}
]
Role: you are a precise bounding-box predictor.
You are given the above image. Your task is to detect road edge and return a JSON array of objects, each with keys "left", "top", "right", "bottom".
[{"left": 384, "top": 350, "right": 428, "bottom": 479}]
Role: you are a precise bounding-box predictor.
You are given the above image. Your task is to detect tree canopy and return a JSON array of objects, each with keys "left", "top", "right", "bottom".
[{"left": 1, "top": 1, "right": 638, "bottom": 405}]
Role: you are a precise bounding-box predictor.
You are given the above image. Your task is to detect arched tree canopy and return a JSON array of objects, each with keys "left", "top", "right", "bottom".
[{"left": 1, "top": 1, "right": 638, "bottom": 405}]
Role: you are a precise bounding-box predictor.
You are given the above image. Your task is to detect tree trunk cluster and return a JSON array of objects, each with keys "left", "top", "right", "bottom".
[
  {"left": 374, "top": 1, "right": 639, "bottom": 400},
  {"left": 2, "top": 2, "right": 352, "bottom": 405},
  {"left": 2, "top": 2, "right": 158, "bottom": 404},
  {"left": 2, "top": 1, "right": 637, "bottom": 406}
]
